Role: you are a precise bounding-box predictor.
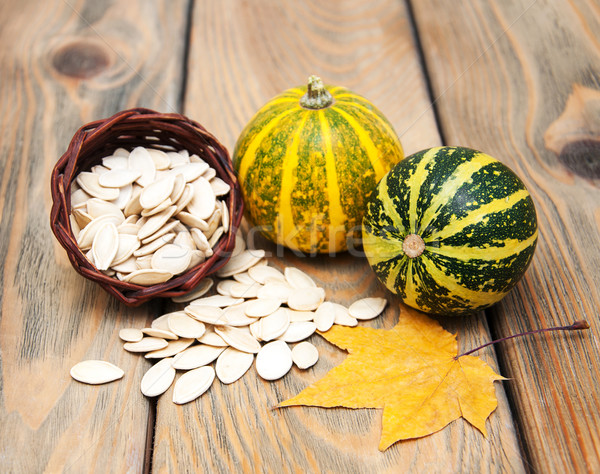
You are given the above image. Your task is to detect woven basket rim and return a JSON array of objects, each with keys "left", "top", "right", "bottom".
[{"left": 50, "top": 108, "right": 243, "bottom": 306}]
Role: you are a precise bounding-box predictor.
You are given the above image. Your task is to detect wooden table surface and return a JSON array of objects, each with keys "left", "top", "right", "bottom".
[{"left": 1, "top": 0, "right": 599, "bottom": 472}]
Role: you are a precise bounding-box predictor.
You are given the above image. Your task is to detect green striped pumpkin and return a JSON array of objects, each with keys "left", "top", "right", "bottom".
[
  {"left": 233, "top": 75, "right": 404, "bottom": 253},
  {"left": 362, "top": 146, "right": 538, "bottom": 316}
]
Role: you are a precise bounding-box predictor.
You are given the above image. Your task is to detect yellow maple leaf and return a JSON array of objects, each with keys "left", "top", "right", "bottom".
[{"left": 279, "top": 310, "right": 505, "bottom": 450}]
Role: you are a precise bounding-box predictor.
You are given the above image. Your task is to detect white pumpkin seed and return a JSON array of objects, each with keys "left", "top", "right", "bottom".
[
  {"left": 284, "top": 267, "right": 317, "bottom": 289},
  {"left": 229, "top": 282, "right": 261, "bottom": 299},
  {"left": 124, "top": 186, "right": 143, "bottom": 217},
  {"left": 133, "top": 232, "right": 175, "bottom": 257},
  {"left": 231, "top": 233, "right": 246, "bottom": 257},
  {"left": 257, "top": 308, "right": 290, "bottom": 342},
  {"left": 140, "top": 357, "right": 175, "bottom": 397},
  {"left": 113, "top": 147, "right": 130, "bottom": 157},
  {"left": 172, "top": 344, "right": 225, "bottom": 370},
  {"left": 172, "top": 366, "right": 215, "bottom": 405},
  {"left": 210, "top": 177, "right": 231, "bottom": 196},
  {"left": 256, "top": 282, "right": 292, "bottom": 302},
  {"left": 145, "top": 338, "right": 194, "bottom": 359},
  {"left": 217, "top": 249, "right": 266, "bottom": 277},
  {"left": 214, "top": 326, "right": 261, "bottom": 353},
  {"left": 168, "top": 150, "right": 189, "bottom": 167},
  {"left": 187, "top": 177, "right": 215, "bottom": 220},
  {"left": 215, "top": 347, "right": 254, "bottom": 384},
  {"left": 196, "top": 326, "right": 228, "bottom": 347},
  {"left": 208, "top": 226, "right": 224, "bottom": 248},
  {"left": 232, "top": 271, "right": 254, "bottom": 284},
  {"left": 76, "top": 215, "right": 123, "bottom": 250},
  {"left": 248, "top": 265, "right": 285, "bottom": 284},
  {"left": 137, "top": 205, "right": 177, "bottom": 240},
  {"left": 119, "top": 328, "right": 143, "bottom": 342},
  {"left": 332, "top": 303, "right": 358, "bottom": 327},
  {"left": 222, "top": 302, "right": 258, "bottom": 326},
  {"left": 142, "top": 328, "right": 178, "bottom": 340},
  {"left": 221, "top": 201, "right": 230, "bottom": 233},
  {"left": 190, "top": 294, "right": 243, "bottom": 307},
  {"left": 140, "top": 198, "right": 173, "bottom": 217},
  {"left": 173, "top": 230, "right": 196, "bottom": 251},
  {"left": 190, "top": 228, "right": 210, "bottom": 252},
  {"left": 204, "top": 209, "right": 222, "bottom": 239},
  {"left": 186, "top": 250, "right": 205, "bottom": 270},
  {"left": 98, "top": 169, "right": 142, "bottom": 188},
  {"left": 71, "top": 188, "right": 92, "bottom": 207},
  {"left": 152, "top": 312, "right": 179, "bottom": 331},
  {"left": 278, "top": 321, "right": 317, "bottom": 343},
  {"left": 171, "top": 278, "right": 213, "bottom": 303},
  {"left": 72, "top": 208, "right": 93, "bottom": 228},
  {"left": 176, "top": 211, "right": 209, "bottom": 231},
  {"left": 348, "top": 297, "right": 388, "bottom": 320},
  {"left": 111, "top": 256, "right": 138, "bottom": 273},
  {"left": 122, "top": 268, "right": 173, "bottom": 286},
  {"left": 245, "top": 298, "right": 282, "bottom": 318},
  {"left": 102, "top": 155, "right": 129, "bottom": 170},
  {"left": 185, "top": 305, "right": 225, "bottom": 325},
  {"left": 170, "top": 162, "right": 209, "bottom": 183},
  {"left": 76, "top": 172, "right": 119, "bottom": 200},
  {"left": 216, "top": 279, "right": 236, "bottom": 296},
  {"left": 136, "top": 255, "right": 153, "bottom": 270},
  {"left": 140, "top": 220, "right": 179, "bottom": 245},
  {"left": 110, "top": 233, "right": 140, "bottom": 266},
  {"left": 288, "top": 310, "right": 315, "bottom": 322},
  {"left": 91, "top": 222, "right": 118, "bottom": 271},
  {"left": 287, "top": 287, "right": 325, "bottom": 311},
  {"left": 86, "top": 198, "right": 125, "bottom": 221},
  {"left": 139, "top": 174, "right": 175, "bottom": 210},
  {"left": 173, "top": 184, "right": 194, "bottom": 214},
  {"left": 255, "top": 341, "right": 293, "bottom": 381},
  {"left": 128, "top": 147, "right": 156, "bottom": 187},
  {"left": 147, "top": 148, "right": 171, "bottom": 170},
  {"left": 70, "top": 360, "right": 124, "bottom": 385},
  {"left": 151, "top": 244, "right": 191, "bottom": 275},
  {"left": 168, "top": 312, "right": 206, "bottom": 338},
  {"left": 314, "top": 302, "right": 336, "bottom": 332},
  {"left": 124, "top": 337, "right": 168, "bottom": 353},
  {"left": 291, "top": 341, "right": 319, "bottom": 369}
]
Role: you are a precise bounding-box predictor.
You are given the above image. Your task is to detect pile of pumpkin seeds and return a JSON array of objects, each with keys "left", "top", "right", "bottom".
[
  {"left": 69, "top": 146, "right": 230, "bottom": 284},
  {"left": 70, "top": 232, "right": 388, "bottom": 404}
]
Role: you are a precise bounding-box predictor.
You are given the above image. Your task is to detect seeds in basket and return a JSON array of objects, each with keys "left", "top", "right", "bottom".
[{"left": 70, "top": 146, "right": 231, "bottom": 286}]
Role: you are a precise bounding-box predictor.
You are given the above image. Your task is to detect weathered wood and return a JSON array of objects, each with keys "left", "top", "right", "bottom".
[
  {"left": 0, "top": 0, "right": 189, "bottom": 471},
  {"left": 412, "top": 0, "right": 600, "bottom": 471},
  {"left": 151, "top": 0, "right": 525, "bottom": 471}
]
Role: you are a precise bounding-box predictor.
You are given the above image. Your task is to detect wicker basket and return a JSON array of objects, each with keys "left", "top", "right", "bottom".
[{"left": 50, "top": 108, "right": 243, "bottom": 306}]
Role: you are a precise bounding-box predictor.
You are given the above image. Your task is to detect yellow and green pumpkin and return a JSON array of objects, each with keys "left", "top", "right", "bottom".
[
  {"left": 233, "top": 75, "right": 404, "bottom": 253},
  {"left": 362, "top": 146, "right": 538, "bottom": 316}
]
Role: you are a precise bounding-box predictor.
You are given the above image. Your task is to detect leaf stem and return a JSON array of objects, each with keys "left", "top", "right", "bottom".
[{"left": 456, "top": 320, "right": 590, "bottom": 359}]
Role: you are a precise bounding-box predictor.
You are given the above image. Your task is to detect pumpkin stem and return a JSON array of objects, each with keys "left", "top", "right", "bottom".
[
  {"left": 402, "top": 234, "right": 425, "bottom": 258},
  {"left": 300, "top": 75, "right": 334, "bottom": 109}
]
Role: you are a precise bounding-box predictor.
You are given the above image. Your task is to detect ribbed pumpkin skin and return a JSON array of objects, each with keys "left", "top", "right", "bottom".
[
  {"left": 233, "top": 85, "right": 403, "bottom": 253},
  {"left": 362, "top": 146, "right": 538, "bottom": 316}
]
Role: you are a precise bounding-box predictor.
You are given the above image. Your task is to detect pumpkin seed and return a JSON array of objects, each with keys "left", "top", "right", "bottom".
[
  {"left": 190, "top": 228, "right": 210, "bottom": 252},
  {"left": 170, "top": 162, "right": 209, "bottom": 183},
  {"left": 140, "top": 357, "right": 175, "bottom": 397},
  {"left": 168, "top": 150, "right": 189, "bottom": 167},
  {"left": 124, "top": 337, "right": 168, "bottom": 353},
  {"left": 168, "top": 312, "right": 206, "bottom": 338},
  {"left": 221, "top": 201, "right": 229, "bottom": 232},
  {"left": 332, "top": 303, "right": 358, "bottom": 327},
  {"left": 185, "top": 305, "right": 225, "bottom": 325},
  {"left": 208, "top": 226, "right": 224, "bottom": 248},
  {"left": 171, "top": 277, "right": 213, "bottom": 303},
  {"left": 148, "top": 148, "right": 171, "bottom": 170},
  {"left": 288, "top": 309, "right": 315, "bottom": 323},
  {"left": 231, "top": 232, "right": 246, "bottom": 257},
  {"left": 124, "top": 186, "right": 143, "bottom": 217},
  {"left": 214, "top": 326, "right": 261, "bottom": 353},
  {"left": 196, "top": 326, "right": 228, "bottom": 347},
  {"left": 284, "top": 267, "right": 317, "bottom": 289},
  {"left": 136, "top": 255, "right": 153, "bottom": 270},
  {"left": 245, "top": 298, "right": 282, "bottom": 318},
  {"left": 278, "top": 321, "right": 316, "bottom": 343},
  {"left": 77, "top": 215, "right": 123, "bottom": 250},
  {"left": 102, "top": 155, "right": 129, "bottom": 170},
  {"left": 76, "top": 172, "right": 119, "bottom": 200},
  {"left": 151, "top": 244, "right": 191, "bottom": 275},
  {"left": 72, "top": 208, "right": 93, "bottom": 228},
  {"left": 348, "top": 297, "right": 388, "bottom": 320},
  {"left": 314, "top": 302, "right": 336, "bottom": 332},
  {"left": 119, "top": 327, "right": 143, "bottom": 342},
  {"left": 169, "top": 173, "right": 186, "bottom": 202},
  {"left": 256, "top": 282, "right": 292, "bottom": 302},
  {"left": 256, "top": 307, "right": 290, "bottom": 342},
  {"left": 172, "top": 230, "right": 196, "bottom": 251},
  {"left": 137, "top": 205, "right": 177, "bottom": 240},
  {"left": 111, "top": 256, "right": 138, "bottom": 273},
  {"left": 187, "top": 177, "right": 215, "bottom": 220},
  {"left": 291, "top": 341, "right": 319, "bottom": 369},
  {"left": 142, "top": 328, "right": 178, "bottom": 340},
  {"left": 71, "top": 188, "right": 92, "bottom": 207},
  {"left": 229, "top": 282, "right": 261, "bottom": 299},
  {"left": 128, "top": 147, "right": 156, "bottom": 187},
  {"left": 122, "top": 268, "right": 173, "bottom": 286},
  {"left": 70, "top": 360, "right": 124, "bottom": 385},
  {"left": 140, "top": 220, "right": 179, "bottom": 245},
  {"left": 191, "top": 294, "right": 243, "bottom": 307},
  {"left": 232, "top": 271, "right": 254, "bottom": 284},
  {"left": 113, "top": 147, "right": 130, "bottom": 157},
  {"left": 91, "top": 222, "right": 119, "bottom": 270},
  {"left": 287, "top": 287, "right": 325, "bottom": 311},
  {"left": 248, "top": 265, "right": 285, "bottom": 284},
  {"left": 172, "top": 344, "right": 225, "bottom": 370},
  {"left": 111, "top": 233, "right": 140, "bottom": 266},
  {"left": 152, "top": 312, "right": 178, "bottom": 331},
  {"left": 215, "top": 347, "right": 254, "bottom": 384},
  {"left": 216, "top": 249, "right": 266, "bottom": 277},
  {"left": 172, "top": 366, "right": 215, "bottom": 404},
  {"left": 111, "top": 183, "right": 133, "bottom": 210},
  {"left": 145, "top": 338, "right": 194, "bottom": 359},
  {"left": 86, "top": 198, "right": 125, "bottom": 221},
  {"left": 177, "top": 211, "right": 209, "bottom": 231},
  {"left": 173, "top": 184, "right": 195, "bottom": 214},
  {"left": 98, "top": 169, "right": 142, "bottom": 188},
  {"left": 186, "top": 250, "right": 205, "bottom": 270},
  {"left": 139, "top": 175, "right": 175, "bottom": 210},
  {"left": 222, "top": 302, "right": 258, "bottom": 327},
  {"left": 133, "top": 232, "right": 175, "bottom": 257},
  {"left": 255, "top": 341, "right": 292, "bottom": 381},
  {"left": 210, "top": 177, "right": 231, "bottom": 196},
  {"left": 140, "top": 198, "right": 173, "bottom": 217}
]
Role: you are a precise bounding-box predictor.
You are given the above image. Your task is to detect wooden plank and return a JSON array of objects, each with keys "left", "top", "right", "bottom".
[
  {"left": 411, "top": 0, "right": 600, "bottom": 471},
  {"left": 151, "top": 0, "right": 525, "bottom": 471},
  {"left": 0, "top": 0, "right": 189, "bottom": 471}
]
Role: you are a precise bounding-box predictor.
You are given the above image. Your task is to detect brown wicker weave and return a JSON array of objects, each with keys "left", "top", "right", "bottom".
[{"left": 50, "top": 108, "right": 243, "bottom": 306}]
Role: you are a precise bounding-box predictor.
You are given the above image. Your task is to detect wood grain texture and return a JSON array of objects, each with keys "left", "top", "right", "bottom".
[
  {"left": 0, "top": 0, "right": 189, "bottom": 471},
  {"left": 151, "top": 0, "right": 525, "bottom": 471},
  {"left": 411, "top": 0, "right": 600, "bottom": 471}
]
